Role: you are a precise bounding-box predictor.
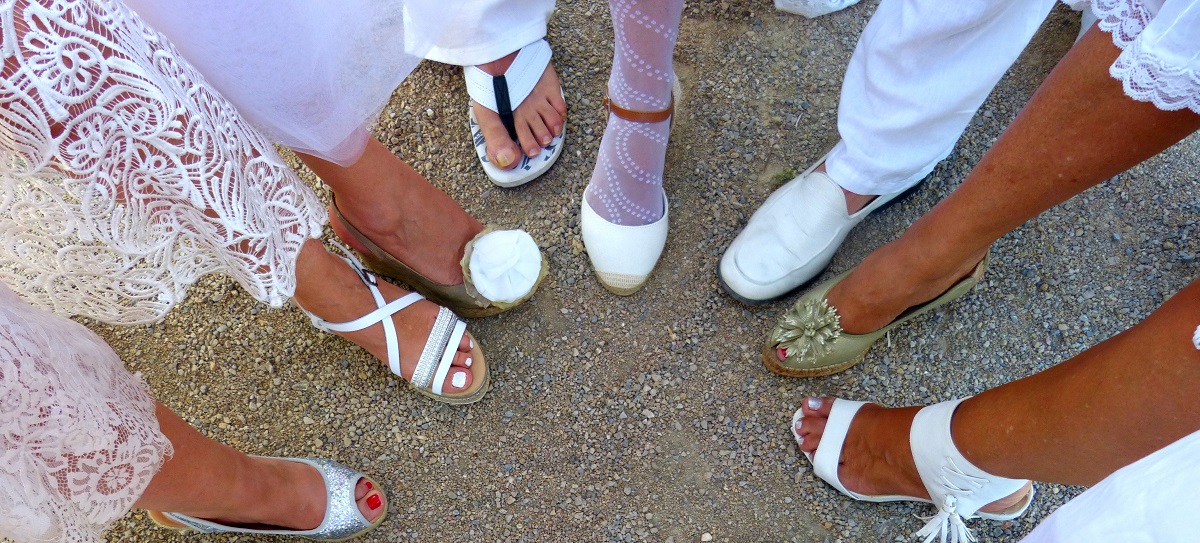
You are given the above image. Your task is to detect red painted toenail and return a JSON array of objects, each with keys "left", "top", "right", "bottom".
[
  {"left": 367, "top": 494, "right": 382, "bottom": 510},
  {"left": 365, "top": 481, "right": 373, "bottom": 490}
]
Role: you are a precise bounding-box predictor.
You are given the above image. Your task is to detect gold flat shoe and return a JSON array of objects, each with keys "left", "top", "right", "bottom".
[{"left": 763, "top": 253, "right": 989, "bottom": 377}]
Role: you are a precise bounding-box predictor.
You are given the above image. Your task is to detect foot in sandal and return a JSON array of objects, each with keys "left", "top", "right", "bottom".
[
  {"left": 294, "top": 241, "right": 486, "bottom": 404},
  {"left": 793, "top": 396, "right": 1033, "bottom": 542},
  {"left": 150, "top": 457, "right": 387, "bottom": 540},
  {"left": 469, "top": 39, "right": 567, "bottom": 187},
  {"left": 303, "top": 139, "right": 545, "bottom": 318}
]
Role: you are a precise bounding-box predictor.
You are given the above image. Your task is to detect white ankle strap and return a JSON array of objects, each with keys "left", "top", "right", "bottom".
[{"left": 910, "top": 398, "right": 1030, "bottom": 543}]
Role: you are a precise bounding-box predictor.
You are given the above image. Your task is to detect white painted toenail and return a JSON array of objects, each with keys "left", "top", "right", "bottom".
[
  {"left": 795, "top": 434, "right": 804, "bottom": 445},
  {"left": 469, "top": 338, "right": 475, "bottom": 349},
  {"left": 807, "top": 397, "right": 822, "bottom": 411},
  {"left": 451, "top": 372, "right": 467, "bottom": 388},
  {"left": 464, "top": 357, "right": 472, "bottom": 368},
  {"left": 1193, "top": 325, "right": 1200, "bottom": 350}
]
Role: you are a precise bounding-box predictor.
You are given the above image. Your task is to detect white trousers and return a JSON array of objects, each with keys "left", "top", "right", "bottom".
[
  {"left": 826, "top": 0, "right": 1060, "bottom": 195},
  {"left": 421, "top": 0, "right": 556, "bottom": 65},
  {"left": 1018, "top": 428, "right": 1200, "bottom": 543}
]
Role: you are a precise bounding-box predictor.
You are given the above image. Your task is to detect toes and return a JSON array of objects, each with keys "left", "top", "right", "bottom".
[
  {"left": 521, "top": 107, "right": 555, "bottom": 150},
  {"left": 794, "top": 412, "right": 828, "bottom": 455},
  {"left": 801, "top": 396, "right": 834, "bottom": 417},
  {"left": 474, "top": 102, "right": 521, "bottom": 170},
  {"left": 793, "top": 397, "right": 835, "bottom": 455},
  {"left": 354, "top": 479, "right": 386, "bottom": 522},
  {"left": 457, "top": 333, "right": 474, "bottom": 354},
  {"left": 354, "top": 478, "right": 373, "bottom": 500},
  {"left": 442, "top": 352, "right": 473, "bottom": 393},
  {"left": 515, "top": 117, "right": 542, "bottom": 158},
  {"left": 473, "top": 63, "right": 565, "bottom": 166}
]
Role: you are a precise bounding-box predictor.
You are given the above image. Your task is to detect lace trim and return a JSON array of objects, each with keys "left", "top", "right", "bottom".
[
  {"left": 1093, "top": 0, "right": 1200, "bottom": 113},
  {"left": 1093, "top": 0, "right": 1152, "bottom": 50},
  {"left": 1110, "top": 38, "right": 1200, "bottom": 113}
]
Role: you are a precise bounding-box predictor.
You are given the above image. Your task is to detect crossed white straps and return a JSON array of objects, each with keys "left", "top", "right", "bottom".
[{"left": 302, "top": 243, "right": 466, "bottom": 396}]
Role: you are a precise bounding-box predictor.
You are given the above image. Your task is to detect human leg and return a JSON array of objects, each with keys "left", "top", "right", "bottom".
[
  {"left": 299, "top": 137, "right": 545, "bottom": 318},
  {"left": 136, "top": 402, "right": 386, "bottom": 532},
  {"left": 579, "top": 0, "right": 684, "bottom": 295},
  {"left": 719, "top": 0, "right": 1059, "bottom": 302},
  {"left": 793, "top": 276, "right": 1200, "bottom": 530},
  {"left": 763, "top": 24, "right": 1200, "bottom": 374},
  {"left": 298, "top": 140, "right": 481, "bottom": 289},
  {"left": 824, "top": 25, "right": 1200, "bottom": 337},
  {"left": 584, "top": 0, "right": 682, "bottom": 227}
]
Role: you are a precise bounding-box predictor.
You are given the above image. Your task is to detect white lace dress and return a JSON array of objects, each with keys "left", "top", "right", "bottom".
[{"left": 0, "top": 0, "right": 441, "bottom": 541}]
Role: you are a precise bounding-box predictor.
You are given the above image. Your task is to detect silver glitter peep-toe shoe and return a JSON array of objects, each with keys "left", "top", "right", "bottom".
[{"left": 148, "top": 457, "right": 386, "bottom": 541}]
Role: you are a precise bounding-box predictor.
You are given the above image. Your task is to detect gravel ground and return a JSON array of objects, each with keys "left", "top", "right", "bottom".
[{"left": 87, "top": 1, "right": 1200, "bottom": 542}]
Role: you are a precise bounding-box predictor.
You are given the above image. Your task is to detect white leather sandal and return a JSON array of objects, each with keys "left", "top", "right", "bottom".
[
  {"left": 297, "top": 243, "right": 489, "bottom": 405},
  {"left": 148, "top": 457, "right": 385, "bottom": 541},
  {"left": 793, "top": 398, "right": 1034, "bottom": 543},
  {"left": 466, "top": 38, "right": 564, "bottom": 188}
]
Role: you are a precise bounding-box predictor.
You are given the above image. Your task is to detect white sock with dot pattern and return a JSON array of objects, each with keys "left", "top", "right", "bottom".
[{"left": 584, "top": 0, "right": 684, "bottom": 226}]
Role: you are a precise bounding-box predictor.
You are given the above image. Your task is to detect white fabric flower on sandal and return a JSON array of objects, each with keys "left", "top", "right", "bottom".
[{"left": 466, "top": 230, "right": 543, "bottom": 304}]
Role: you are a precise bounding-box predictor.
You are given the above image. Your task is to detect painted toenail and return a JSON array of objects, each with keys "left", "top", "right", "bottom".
[
  {"left": 496, "top": 149, "right": 514, "bottom": 167},
  {"left": 469, "top": 338, "right": 475, "bottom": 349},
  {"left": 464, "top": 356, "right": 472, "bottom": 368},
  {"left": 795, "top": 434, "right": 804, "bottom": 445},
  {"left": 366, "top": 494, "right": 382, "bottom": 510},
  {"left": 451, "top": 372, "right": 467, "bottom": 388},
  {"left": 807, "top": 397, "right": 823, "bottom": 411},
  {"left": 365, "top": 481, "right": 373, "bottom": 490}
]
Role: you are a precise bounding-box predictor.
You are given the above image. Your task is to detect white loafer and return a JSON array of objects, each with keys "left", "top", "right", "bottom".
[
  {"left": 719, "top": 159, "right": 904, "bottom": 303},
  {"left": 580, "top": 191, "right": 668, "bottom": 295}
]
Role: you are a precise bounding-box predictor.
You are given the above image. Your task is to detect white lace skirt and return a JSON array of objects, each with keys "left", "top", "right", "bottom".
[
  {"left": 0, "top": 0, "right": 442, "bottom": 326},
  {"left": 0, "top": 282, "right": 171, "bottom": 543},
  {"left": 0, "top": 0, "right": 440, "bottom": 541}
]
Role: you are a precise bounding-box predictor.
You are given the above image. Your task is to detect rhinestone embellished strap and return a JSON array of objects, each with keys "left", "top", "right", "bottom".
[{"left": 411, "top": 307, "right": 458, "bottom": 390}]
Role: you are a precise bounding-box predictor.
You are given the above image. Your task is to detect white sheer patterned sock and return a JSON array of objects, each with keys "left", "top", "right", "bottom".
[{"left": 585, "top": 0, "right": 684, "bottom": 226}]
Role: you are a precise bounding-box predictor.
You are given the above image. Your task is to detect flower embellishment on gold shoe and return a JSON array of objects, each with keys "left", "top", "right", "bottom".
[{"left": 770, "top": 298, "right": 843, "bottom": 364}]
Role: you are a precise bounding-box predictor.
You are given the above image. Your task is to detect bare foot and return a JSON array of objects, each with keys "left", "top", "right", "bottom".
[
  {"left": 793, "top": 397, "right": 1031, "bottom": 515},
  {"left": 171, "top": 457, "right": 386, "bottom": 530},
  {"left": 473, "top": 52, "right": 567, "bottom": 169},
  {"left": 293, "top": 240, "right": 475, "bottom": 393}
]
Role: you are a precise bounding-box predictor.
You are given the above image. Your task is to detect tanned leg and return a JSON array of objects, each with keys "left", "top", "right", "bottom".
[
  {"left": 825, "top": 26, "right": 1200, "bottom": 335},
  {"left": 134, "top": 401, "right": 384, "bottom": 528}
]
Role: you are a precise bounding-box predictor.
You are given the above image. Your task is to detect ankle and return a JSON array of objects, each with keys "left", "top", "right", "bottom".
[
  {"left": 478, "top": 51, "right": 518, "bottom": 76},
  {"left": 607, "top": 76, "right": 674, "bottom": 111},
  {"left": 293, "top": 243, "right": 369, "bottom": 321}
]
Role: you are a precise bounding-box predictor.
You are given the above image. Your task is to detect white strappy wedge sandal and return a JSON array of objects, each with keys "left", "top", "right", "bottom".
[
  {"left": 298, "top": 244, "right": 489, "bottom": 405},
  {"left": 793, "top": 398, "right": 1034, "bottom": 543}
]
